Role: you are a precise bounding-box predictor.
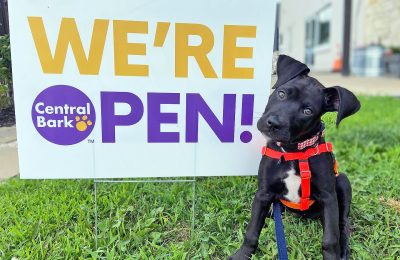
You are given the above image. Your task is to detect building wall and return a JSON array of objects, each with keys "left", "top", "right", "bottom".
[
  {"left": 352, "top": 0, "right": 400, "bottom": 48},
  {"left": 351, "top": 0, "right": 365, "bottom": 48},
  {"left": 279, "top": 0, "right": 344, "bottom": 71}
]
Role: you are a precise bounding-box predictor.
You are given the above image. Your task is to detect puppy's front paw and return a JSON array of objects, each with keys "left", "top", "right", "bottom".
[
  {"left": 229, "top": 246, "right": 255, "bottom": 260},
  {"left": 340, "top": 246, "right": 350, "bottom": 260}
]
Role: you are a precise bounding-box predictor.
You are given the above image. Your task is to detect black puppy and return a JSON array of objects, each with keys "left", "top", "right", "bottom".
[{"left": 230, "top": 55, "right": 360, "bottom": 260}]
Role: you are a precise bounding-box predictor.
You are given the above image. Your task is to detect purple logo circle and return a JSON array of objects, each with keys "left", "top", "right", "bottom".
[{"left": 32, "top": 85, "right": 95, "bottom": 145}]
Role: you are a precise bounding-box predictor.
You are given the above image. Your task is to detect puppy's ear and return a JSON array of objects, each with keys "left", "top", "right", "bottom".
[
  {"left": 323, "top": 86, "right": 361, "bottom": 127},
  {"left": 273, "top": 55, "right": 310, "bottom": 89}
]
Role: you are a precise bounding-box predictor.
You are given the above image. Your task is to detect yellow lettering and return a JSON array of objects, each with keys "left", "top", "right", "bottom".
[
  {"left": 175, "top": 23, "right": 217, "bottom": 78},
  {"left": 222, "top": 25, "right": 256, "bottom": 79},
  {"left": 28, "top": 17, "right": 109, "bottom": 74},
  {"left": 113, "top": 20, "right": 148, "bottom": 76}
]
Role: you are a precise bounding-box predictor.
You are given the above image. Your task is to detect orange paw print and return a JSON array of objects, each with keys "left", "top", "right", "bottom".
[{"left": 75, "top": 115, "right": 92, "bottom": 132}]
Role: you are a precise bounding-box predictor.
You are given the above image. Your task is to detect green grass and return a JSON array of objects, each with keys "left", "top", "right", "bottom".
[{"left": 1, "top": 96, "right": 400, "bottom": 259}]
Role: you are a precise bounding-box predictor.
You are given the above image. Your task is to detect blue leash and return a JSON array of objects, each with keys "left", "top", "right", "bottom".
[{"left": 273, "top": 201, "right": 289, "bottom": 260}]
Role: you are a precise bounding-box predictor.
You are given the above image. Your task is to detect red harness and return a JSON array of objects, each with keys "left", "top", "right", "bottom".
[{"left": 262, "top": 142, "right": 338, "bottom": 211}]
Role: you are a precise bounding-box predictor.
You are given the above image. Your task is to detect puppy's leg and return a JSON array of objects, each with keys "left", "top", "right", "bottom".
[
  {"left": 319, "top": 192, "right": 341, "bottom": 260},
  {"left": 336, "top": 174, "right": 352, "bottom": 260},
  {"left": 229, "top": 190, "right": 274, "bottom": 260}
]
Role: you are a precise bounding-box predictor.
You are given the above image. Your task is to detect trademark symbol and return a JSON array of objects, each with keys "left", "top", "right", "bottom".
[{"left": 87, "top": 139, "right": 95, "bottom": 143}]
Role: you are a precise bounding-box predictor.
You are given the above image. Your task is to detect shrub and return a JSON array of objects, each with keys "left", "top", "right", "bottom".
[{"left": 0, "top": 34, "right": 12, "bottom": 110}]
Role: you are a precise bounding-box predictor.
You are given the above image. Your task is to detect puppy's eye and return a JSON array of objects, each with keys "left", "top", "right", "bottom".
[
  {"left": 278, "top": 91, "right": 285, "bottom": 99},
  {"left": 303, "top": 108, "right": 313, "bottom": 115}
]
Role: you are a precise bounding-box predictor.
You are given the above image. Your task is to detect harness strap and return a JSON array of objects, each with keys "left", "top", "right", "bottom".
[
  {"left": 280, "top": 199, "right": 315, "bottom": 210},
  {"left": 299, "top": 160, "right": 311, "bottom": 210},
  {"left": 262, "top": 142, "right": 335, "bottom": 211},
  {"left": 262, "top": 142, "right": 333, "bottom": 161}
]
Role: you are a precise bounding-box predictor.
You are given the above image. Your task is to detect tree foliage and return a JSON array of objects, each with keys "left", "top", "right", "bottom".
[{"left": 0, "top": 34, "right": 12, "bottom": 110}]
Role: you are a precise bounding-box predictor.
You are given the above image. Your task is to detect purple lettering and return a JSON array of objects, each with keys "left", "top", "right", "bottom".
[
  {"left": 186, "top": 94, "right": 236, "bottom": 142},
  {"left": 148, "top": 93, "right": 180, "bottom": 143},
  {"left": 101, "top": 91, "right": 144, "bottom": 143}
]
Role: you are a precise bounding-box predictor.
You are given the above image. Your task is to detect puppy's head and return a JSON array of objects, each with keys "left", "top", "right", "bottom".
[{"left": 257, "top": 55, "right": 361, "bottom": 143}]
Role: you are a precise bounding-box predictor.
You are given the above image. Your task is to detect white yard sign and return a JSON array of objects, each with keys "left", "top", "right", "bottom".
[{"left": 8, "top": 0, "right": 276, "bottom": 179}]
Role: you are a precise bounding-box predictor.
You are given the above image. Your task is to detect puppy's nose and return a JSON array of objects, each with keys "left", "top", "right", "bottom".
[{"left": 266, "top": 116, "right": 280, "bottom": 129}]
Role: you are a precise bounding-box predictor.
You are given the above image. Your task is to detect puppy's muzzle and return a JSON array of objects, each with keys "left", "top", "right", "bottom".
[
  {"left": 258, "top": 114, "right": 289, "bottom": 139},
  {"left": 265, "top": 115, "right": 281, "bottom": 130},
  {"left": 258, "top": 115, "right": 281, "bottom": 132}
]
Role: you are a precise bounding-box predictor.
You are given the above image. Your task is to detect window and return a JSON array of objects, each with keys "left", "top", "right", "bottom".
[
  {"left": 317, "top": 5, "right": 331, "bottom": 45},
  {"left": 305, "top": 19, "right": 316, "bottom": 48},
  {"left": 305, "top": 4, "right": 331, "bottom": 48}
]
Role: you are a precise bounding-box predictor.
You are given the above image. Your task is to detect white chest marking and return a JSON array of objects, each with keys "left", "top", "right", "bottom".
[{"left": 283, "top": 168, "right": 301, "bottom": 203}]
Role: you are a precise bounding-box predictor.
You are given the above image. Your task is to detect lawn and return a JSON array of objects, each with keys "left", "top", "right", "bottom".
[{"left": 0, "top": 96, "right": 399, "bottom": 259}]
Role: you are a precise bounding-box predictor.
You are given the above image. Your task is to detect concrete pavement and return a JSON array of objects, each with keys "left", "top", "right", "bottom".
[
  {"left": 1, "top": 74, "right": 400, "bottom": 180},
  {"left": 0, "top": 126, "right": 18, "bottom": 180},
  {"left": 272, "top": 73, "right": 400, "bottom": 96},
  {"left": 310, "top": 72, "right": 400, "bottom": 96}
]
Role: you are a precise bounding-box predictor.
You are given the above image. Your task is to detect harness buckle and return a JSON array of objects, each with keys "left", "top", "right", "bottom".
[
  {"left": 301, "top": 170, "right": 311, "bottom": 179},
  {"left": 310, "top": 145, "right": 319, "bottom": 156}
]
